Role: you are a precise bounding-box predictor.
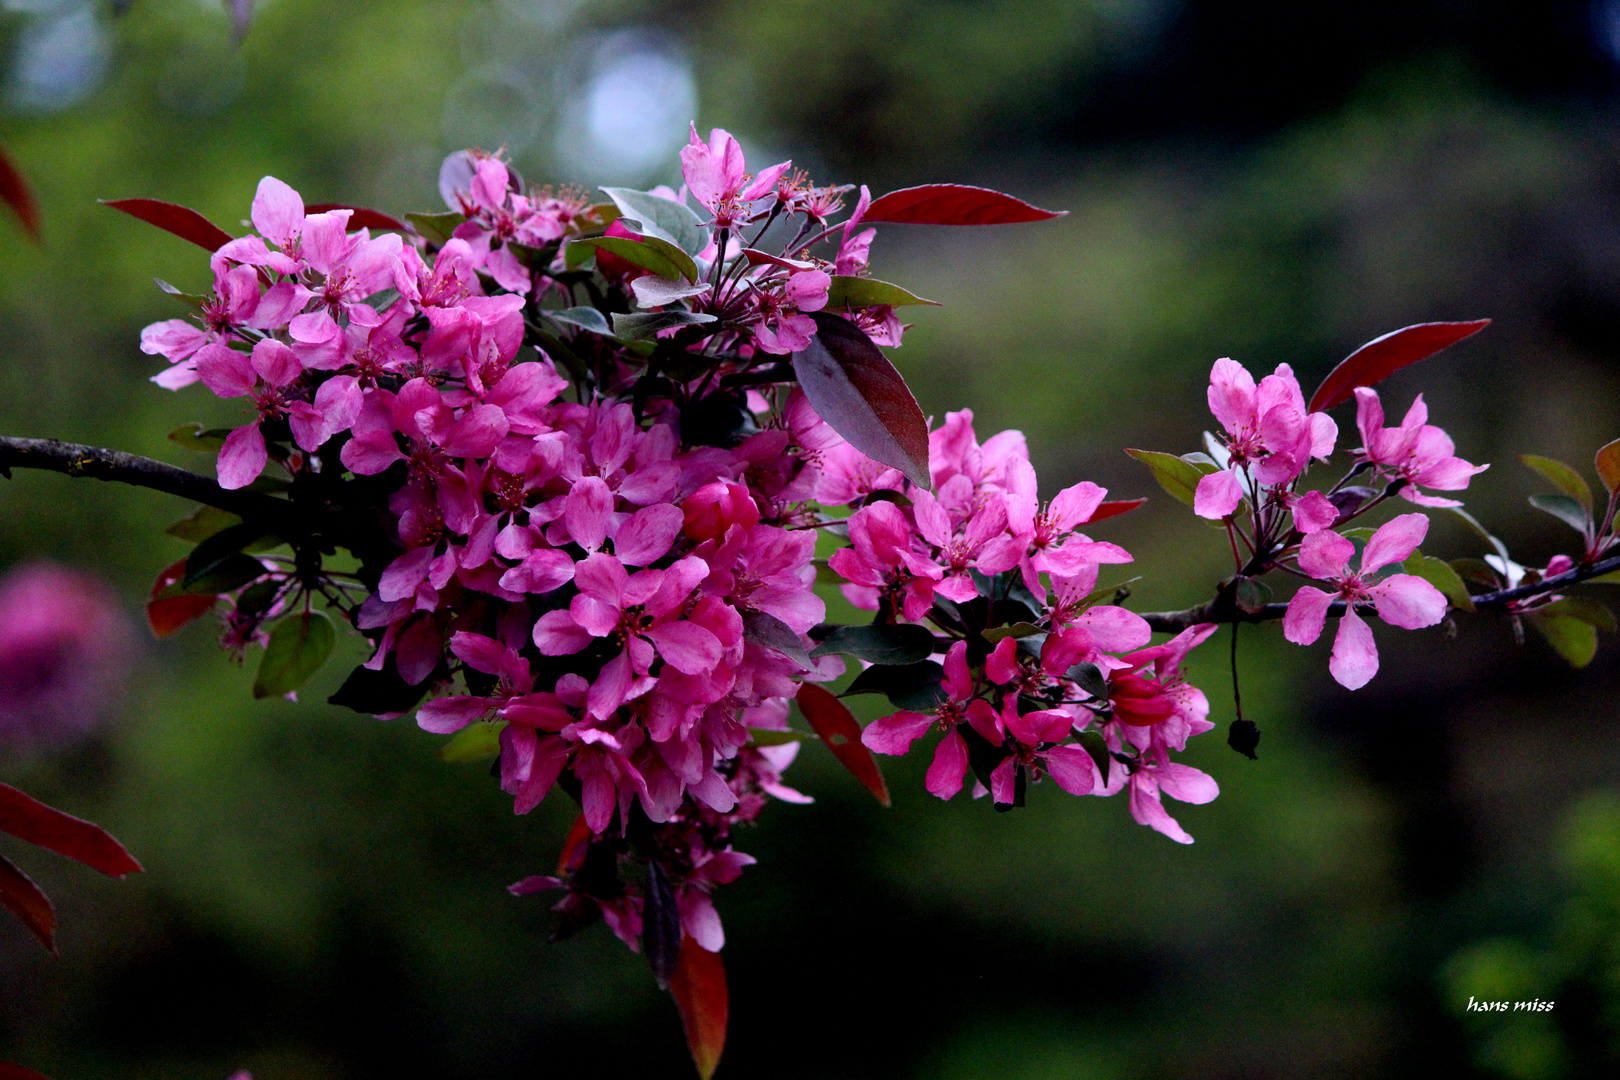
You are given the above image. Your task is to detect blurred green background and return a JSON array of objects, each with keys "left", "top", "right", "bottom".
[{"left": 1, "top": 0, "right": 1620, "bottom": 1076}]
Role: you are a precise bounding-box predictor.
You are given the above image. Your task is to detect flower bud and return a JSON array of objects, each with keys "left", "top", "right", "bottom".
[{"left": 682, "top": 482, "right": 760, "bottom": 542}]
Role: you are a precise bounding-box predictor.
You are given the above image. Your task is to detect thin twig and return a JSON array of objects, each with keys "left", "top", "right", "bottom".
[{"left": 1140, "top": 551, "right": 1620, "bottom": 634}]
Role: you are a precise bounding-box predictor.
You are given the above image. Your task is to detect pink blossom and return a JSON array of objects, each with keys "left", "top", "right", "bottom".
[
  {"left": 680, "top": 125, "right": 791, "bottom": 231},
  {"left": 828, "top": 501, "right": 936, "bottom": 622},
  {"left": 861, "top": 640, "right": 979, "bottom": 799},
  {"left": 1194, "top": 358, "right": 1338, "bottom": 519},
  {"left": 1283, "top": 514, "right": 1448, "bottom": 689},
  {"left": 1353, "top": 387, "right": 1488, "bottom": 507}
]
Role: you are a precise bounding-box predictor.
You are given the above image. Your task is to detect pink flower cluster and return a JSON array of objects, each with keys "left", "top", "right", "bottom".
[
  {"left": 828, "top": 411, "right": 1222, "bottom": 843},
  {"left": 1181, "top": 357, "right": 1478, "bottom": 691},
  {"left": 132, "top": 135, "right": 1219, "bottom": 972}
]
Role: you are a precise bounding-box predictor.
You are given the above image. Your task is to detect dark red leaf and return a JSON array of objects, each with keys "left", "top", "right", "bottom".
[
  {"left": 0, "top": 1062, "right": 55, "bottom": 1080},
  {"left": 1091, "top": 498, "right": 1147, "bottom": 522},
  {"left": 147, "top": 558, "right": 217, "bottom": 638},
  {"left": 670, "top": 936, "right": 727, "bottom": 1080},
  {"left": 861, "top": 184, "right": 1065, "bottom": 225},
  {"left": 796, "top": 683, "right": 891, "bottom": 807},
  {"left": 0, "top": 784, "right": 143, "bottom": 877},
  {"left": 0, "top": 853, "right": 54, "bottom": 955},
  {"left": 792, "top": 313, "right": 931, "bottom": 489},
  {"left": 1308, "top": 320, "right": 1491, "bottom": 414},
  {"left": 556, "top": 812, "right": 592, "bottom": 876},
  {"left": 305, "top": 203, "right": 407, "bottom": 232},
  {"left": 0, "top": 139, "right": 41, "bottom": 243},
  {"left": 101, "top": 198, "right": 233, "bottom": 252}
]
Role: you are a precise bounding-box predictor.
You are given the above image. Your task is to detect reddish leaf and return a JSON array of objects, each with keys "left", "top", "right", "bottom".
[
  {"left": 1308, "top": 320, "right": 1490, "bottom": 414},
  {"left": 796, "top": 683, "right": 891, "bottom": 807},
  {"left": 147, "top": 558, "right": 217, "bottom": 638},
  {"left": 1596, "top": 437, "right": 1620, "bottom": 497},
  {"left": 556, "top": 812, "right": 592, "bottom": 876},
  {"left": 0, "top": 784, "right": 143, "bottom": 877},
  {"left": 0, "top": 1063, "right": 55, "bottom": 1080},
  {"left": 670, "top": 936, "right": 727, "bottom": 1080},
  {"left": 1090, "top": 498, "right": 1147, "bottom": 522},
  {"left": 305, "top": 203, "right": 407, "bottom": 232},
  {"left": 792, "top": 313, "right": 931, "bottom": 490},
  {"left": 0, "top": 139, "right": 41, "bottom": 243},
  {"left": 101, "top": 198, "right": 233, "bottom": 252},
  {"left": 861, "top": 184, "right": 1065, "bottom": 225},
  {"left": 0, "top": 853, "right": 54, "bottom": 955}
]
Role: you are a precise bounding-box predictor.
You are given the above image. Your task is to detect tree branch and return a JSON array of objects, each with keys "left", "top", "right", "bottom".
[
  {"left": 1140, "top": 551, "right": 1620, "bottom": 634},
  {"left": 0, "top": 435, "right": 295, "bottom": 528}
]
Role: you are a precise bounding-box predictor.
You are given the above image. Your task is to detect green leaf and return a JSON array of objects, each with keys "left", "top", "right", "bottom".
[
  {"left": 1450, "top": 557, "right": 1503, "bottom": 588},
  {"left": 183, "top": 522, "right": 273, "bottom": 588},
  {"left": 532, "top": 329, "right": 590, "bottom": 382},
  {"left": 610, "top": 310, "right": 716, "bottom": 342},
  {"left": 1125, "top": 449, "right": 1205, "bottom": 508},
  {"left": 1522, "top": 454, "right": 1593, "bottom": 511},
  {"left": 1065, "top": 662, "right": 1108, "bottom": 702},
  {"left": 1528, "top": 493, "right": 1591, "bottom": 535},
  {"left": 563, "top": 238, "right": 596, "bottom": 271},
  {"left": 546, "top": 306, "right": 612, "bottom": 336},
  {"left": 166, "top": 505, "right": 243, "bottom": 543},
  {"left": 438, "top": 721, "right": 505, "bottom": 763},
  {"left": 362, "top": 286, "right": 400, "bottom": 312},
  {"left": 823, "top": 276, "right": 939, "bottom": 309},
  {"left": 576, "top": 234, "right": 698, "bottom": 283},
  {"left": 1404, "top": 549, "right": 1475, "bottom": 612},
  {"left": 1446, "top": 505, "right": 1512, "bottom": 564},
  {"left": 843, "top": 660, "right": 946, "bottom": 711},
  {"left": 154, "top": 278, "right": 208, "bottom": 307},
  {"left": 406, "top": 211, "right": 465, "bottom": 247},
  {"left": 1539, "top": 597, "right": 1617, "bottom": 633},
  {"left": 810, "top": 623, "right": 937, "bottom": 665},
  {"left": 173, "top": 554, "right": 267, "bottom": 596},
  {"left": 168, "top": 423, "right": 233, "bottom": 453},
  {"left": 1529, "top": 612, "right": 1599, "bottom": 668},
  {"left": 253, "top": 611, "right": 336, "bottom": 699},
  {"left": 1596, "top": 438, "right": 1620, "bottom": 496},
  {"left": 235, "top": 578, "right": 282, "bottom": 618},
  {"left": 982, "top": 622, "right": 1042, "bottom": 643},
  {"left": 599, "top": 186, "right": 709, "bottom": 256},
  {"left": 740, "top": 610, "right": 813, "bottom": 670},
  {"left": 1076, "top": 730, "right": 1111, "bottom": 785},
  {"left": 1587, "top": 568, "right": 1620, "bottom": 585}
]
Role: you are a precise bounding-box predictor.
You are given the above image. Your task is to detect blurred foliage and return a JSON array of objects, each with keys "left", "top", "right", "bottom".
[{"left": 0, "top": 1, "right": 1617, "bottom": 1078}]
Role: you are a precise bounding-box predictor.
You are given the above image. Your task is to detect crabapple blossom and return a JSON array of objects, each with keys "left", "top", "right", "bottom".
[
  {"left": 1353, "top": 387, "right": 1488, "bottom": 506},
  {"left": 1284, "top": 513, "right": 1448, "bottom": 689},
  {"left": 119, "top": 141, "right": 1553, "bottom": 1068},
  {"left": 1195, "top": 357, "right": 1337, "bottom": 519}
]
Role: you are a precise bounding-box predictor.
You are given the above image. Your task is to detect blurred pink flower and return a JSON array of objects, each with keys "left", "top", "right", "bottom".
[{"left": 0, "top": 562, "right": 134, "bottom": 752}]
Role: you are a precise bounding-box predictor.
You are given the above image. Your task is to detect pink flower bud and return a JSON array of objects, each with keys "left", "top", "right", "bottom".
[{"left": 682, "top": 482, "right": 760, "bottom": 542}]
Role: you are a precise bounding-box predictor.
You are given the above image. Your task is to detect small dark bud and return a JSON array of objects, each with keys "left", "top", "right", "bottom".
[{"left": 1228, "top": 719, "right": 1261, "bottom": 760}]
